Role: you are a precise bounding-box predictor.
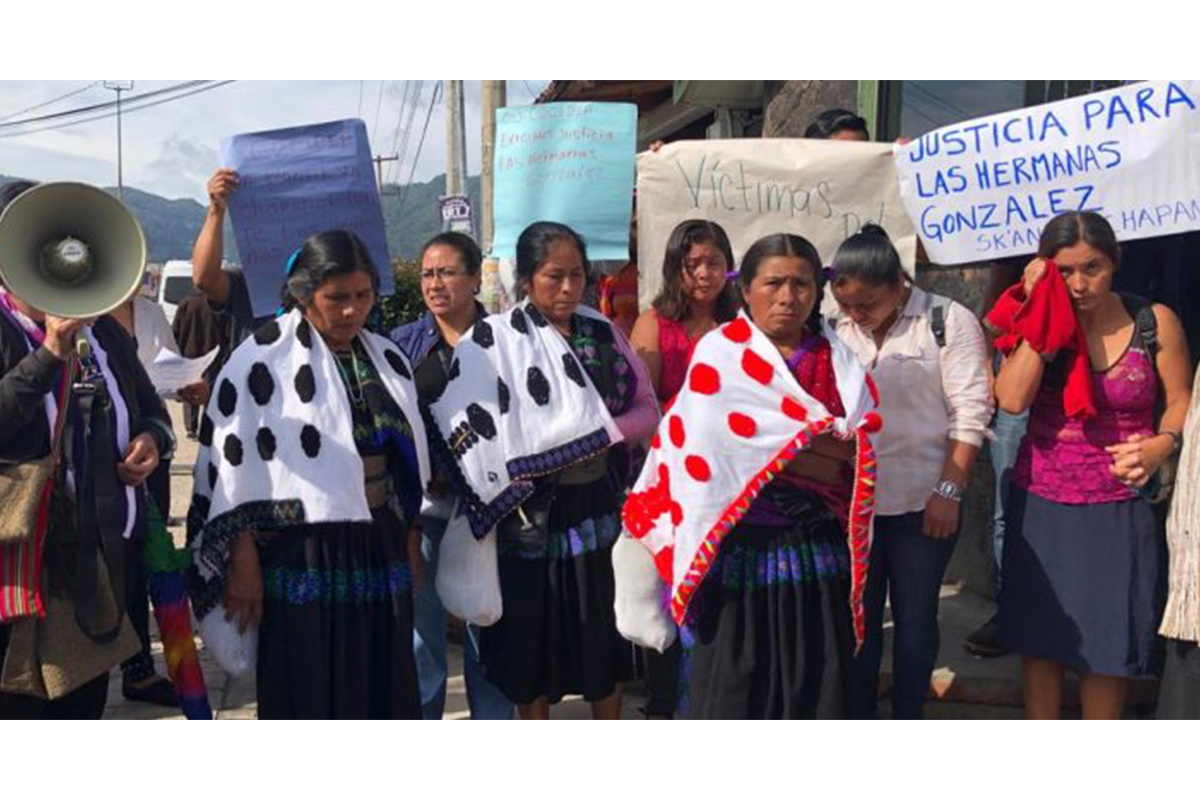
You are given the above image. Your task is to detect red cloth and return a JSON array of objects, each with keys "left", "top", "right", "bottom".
[{"left": 985, "top": 260, "right": 1095, "bottom": 419}]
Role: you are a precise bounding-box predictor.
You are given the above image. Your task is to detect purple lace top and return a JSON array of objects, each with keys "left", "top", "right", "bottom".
[{"left": 1012, "top": 336, "right": 1157, "bottom": 505}]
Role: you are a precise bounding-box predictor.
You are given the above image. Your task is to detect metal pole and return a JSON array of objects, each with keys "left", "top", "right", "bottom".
[{"left": 104, "top": 81, "right": 135, "bottom": 201}]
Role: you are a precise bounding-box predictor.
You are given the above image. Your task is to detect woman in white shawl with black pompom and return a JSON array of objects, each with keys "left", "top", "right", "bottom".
[{"left": 188, "top": 230, "right": 430, "bottom": 719}]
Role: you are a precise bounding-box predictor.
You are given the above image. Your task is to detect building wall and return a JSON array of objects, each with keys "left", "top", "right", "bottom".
[{"left": 762, "top": 80, "right": 858, "bottom": 138}]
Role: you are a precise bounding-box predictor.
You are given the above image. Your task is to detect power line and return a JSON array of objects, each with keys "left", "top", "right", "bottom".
[
  {"left": 523, "top": 80, "right": 538, "bottom": 100},
  {"left": 390, "top": 80, "right": 425, "bottom": 186},
  {"left": 0, "top": 80, "right": 211, "bottom": 131},
  {"left": 391, "top": 80, "right": 420, "bottom": 184},
  {"left": 357, "top": 80, "right": 365, "bottom": 118},
  {"left": 372, "top": 80, "right": 387, "bottom": 150},
  {"left": 0, "top": 81, "right": 235, "bottom": 140},
  {"left": 397, "top": 80, "right": 442, "bottom": 218},
  {"left": 0, "top": 81, "right": 103, "bottom": 123}
]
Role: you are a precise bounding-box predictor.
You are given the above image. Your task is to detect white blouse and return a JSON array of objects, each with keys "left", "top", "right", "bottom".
[{"left": 831, "top": 285, "right": 992, "bottom": 517}]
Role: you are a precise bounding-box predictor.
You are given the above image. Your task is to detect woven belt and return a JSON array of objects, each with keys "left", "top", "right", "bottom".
[{"left": 558, "top": 452, "right": 609, "bottom": 486}]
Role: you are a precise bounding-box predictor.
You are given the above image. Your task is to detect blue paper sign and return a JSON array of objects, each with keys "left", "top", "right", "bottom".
[
  {"left": 492, "top": 102, "right": 637, "bottom": 260},
  {"left": 220, "top": 118, "right": 393, "bottom": 316}
]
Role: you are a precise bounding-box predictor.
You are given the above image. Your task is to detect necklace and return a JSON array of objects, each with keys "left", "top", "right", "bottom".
[{"left": 335, "top": 347, "right": 366, "bottom": 408}]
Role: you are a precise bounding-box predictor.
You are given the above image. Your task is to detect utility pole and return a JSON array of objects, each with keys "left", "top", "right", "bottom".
[
  {"left": 443, "top": 80, "right": 471, "bottom": 233},
  {"left": 372, "top": 153, "right": 399, "bottom": 196},
  {"left": 480, "top": 81, "right": 506, "bottom": 253},
  {"left": 103, "top": 81, "right": 134, "bottom": 201}
]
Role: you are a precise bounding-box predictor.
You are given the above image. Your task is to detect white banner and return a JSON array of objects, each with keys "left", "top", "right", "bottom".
[
  {"left": 894, "top": 80, "right": 1200, "bottom": 265},
  {"left": 637, "top": 139, "right": 917, "bottom": 310}
]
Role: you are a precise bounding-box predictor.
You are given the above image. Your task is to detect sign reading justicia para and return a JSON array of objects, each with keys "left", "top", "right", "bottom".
[{"left": 893, "top": 81, "right": 1200, "bottom": 264}]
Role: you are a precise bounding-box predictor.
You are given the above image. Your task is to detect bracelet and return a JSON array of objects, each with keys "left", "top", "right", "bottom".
[{"left": 1158, "top": 430, "right": 1183, "bottom": 455}]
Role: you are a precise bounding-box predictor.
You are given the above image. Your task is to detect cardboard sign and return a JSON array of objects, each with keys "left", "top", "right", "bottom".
[
  {"left": 894, "top": 81, "right": 1200, "bottom": 264},
  {"left": 636, "top": 139, "right": 917, "bottom": 310},
  {"left": 221, "top": 118, "right": 393, "bottom": 316},
  {"left": 492, "top": 102, "right": 637, "bottom": 260}
]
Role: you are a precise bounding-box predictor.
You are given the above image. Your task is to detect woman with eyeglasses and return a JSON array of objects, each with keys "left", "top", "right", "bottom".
[
  {"left": 389, "top": 232, "right": 514, "bottom": 720},
  {"left": 627, "top": 219, "right": 739, "bottom": 717}
]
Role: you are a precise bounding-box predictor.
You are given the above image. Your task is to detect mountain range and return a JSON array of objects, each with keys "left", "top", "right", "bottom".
[{"left": 0, "top": 173, "right": 482, "bottom": 264}]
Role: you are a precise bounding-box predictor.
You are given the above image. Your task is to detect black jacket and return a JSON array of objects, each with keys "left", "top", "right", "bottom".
[{"left": 0, "top": 313, "right": 173, "bottom": 467}]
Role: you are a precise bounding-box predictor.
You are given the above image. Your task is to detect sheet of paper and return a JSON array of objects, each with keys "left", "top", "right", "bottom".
[{"left": 146, "top": 347, "right": 220, "bottom": 398}]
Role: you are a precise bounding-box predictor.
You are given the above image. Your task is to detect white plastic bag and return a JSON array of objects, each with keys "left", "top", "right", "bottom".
[
  {"left": 612, "top": 534, "right": 676, "bottom": 652},
  {"left": 436, "top": 504, "right": 503, "bottom": 627},
  {"left": 198, "top": 605, "right": 258, "bottom": 678}
]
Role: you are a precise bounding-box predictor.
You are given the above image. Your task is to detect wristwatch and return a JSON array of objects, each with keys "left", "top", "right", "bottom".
[{"left": 932, "top": 479, "right": 965, "bottom": 503}]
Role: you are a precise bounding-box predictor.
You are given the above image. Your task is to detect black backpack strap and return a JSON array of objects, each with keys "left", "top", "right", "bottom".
[
  {"left": 1120, "top": 292, "right": 1159, "bottom": 361},
  {"left": 924, "top": 290, "right": 947, "bottom": 348}
]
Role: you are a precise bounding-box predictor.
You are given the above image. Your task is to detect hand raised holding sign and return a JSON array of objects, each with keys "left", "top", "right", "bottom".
[{"left": 206, "top": 168, "right": 239, "bottom": 215}]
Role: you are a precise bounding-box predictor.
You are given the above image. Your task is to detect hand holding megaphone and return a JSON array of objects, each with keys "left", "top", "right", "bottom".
[{"left": 43, "top": 315, "right": 94, "bottom": 361}]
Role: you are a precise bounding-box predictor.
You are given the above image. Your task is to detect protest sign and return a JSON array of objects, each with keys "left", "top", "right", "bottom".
[
  {"left": 894, "top": 81, "right": 1200, "bottom": 265},
  {"left": 636, "top": 139, "right": 917, "bottom": 310},
  {"left": 220, "top": 118, "right": 393, "bottom": 316},
  {"left": 492, "top": 102, "right": 637, "bottom": 260}
]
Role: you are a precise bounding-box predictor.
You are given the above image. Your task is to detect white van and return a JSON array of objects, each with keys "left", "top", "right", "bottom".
[{"left": 157, "top": 260, "right": 197, "bottom": 325}]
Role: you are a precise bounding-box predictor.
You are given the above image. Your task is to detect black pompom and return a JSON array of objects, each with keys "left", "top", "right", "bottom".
[
  {"left": 497, "top": 378, "right": 510, "bottom": 415},
  {"left": 198, "top": 415, "right": 214, "bottom": 447},
  {"left": 207, "top": 462, "right": 218, "bottom": 490},
  {"left": 562, "top": 353, "right": 586, "bottom": 388},
  {"left": 300, "top": 424, "right": 322, "bottom": 458},
  {"left": 525, "top": 305, "right": 550, "bottom": 328},
  {"left": 217, "top": 379, "right": 237, "bottom": 417},
  {"left": 447, "top": 358, "right": 461, "bottom": 382},
  {"left": 384, "top": 349, "right": 411, "bottom": 380},
  {"left": 253, "top": 319, "right": 281, "bottom": 346},
  {"left": 223, "top": 434, "right": 244, "bottom": 466},
  {"left": 256, "top": 427, "right": 277, "bottom": 461},
  {"left": 472, "top": 320, "right": 495, "bottom": 349},
  {"left": 296, "top": 319, "right": 313, "bottom": 349},
  {"left": 510, "top": 307, "right": 529, "bottom": 334},
  {"left": 466, "top": 403, "right": 497, "bottom": 440},
  {"left": 526, "top": 366, "right": 551, "bottom": 406},
  {"left": 294, "top": 365, "right": 316, "bottom": 403},
  {"left": 248, "top": 362, "right": 275, "bottom": 406}
]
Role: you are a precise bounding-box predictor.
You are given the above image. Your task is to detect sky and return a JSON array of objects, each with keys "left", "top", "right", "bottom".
[{"left": 0, "top": 80, "right": 550, "bottom": 203}]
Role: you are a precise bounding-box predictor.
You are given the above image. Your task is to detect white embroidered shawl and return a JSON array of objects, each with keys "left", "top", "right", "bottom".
[
  {"left": 622, "top": 311, "right": 882, "bottom": 642},
  {"left": 189, "top": 309, "right": 430, "bottom": 619},
  {"left": 427, "top": 301, "right": 623, "bottom": 538}
]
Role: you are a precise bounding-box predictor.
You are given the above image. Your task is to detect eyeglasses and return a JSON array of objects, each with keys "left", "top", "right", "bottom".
[{"left": 420, "top": 268, "right": 467, "bottom": 283}]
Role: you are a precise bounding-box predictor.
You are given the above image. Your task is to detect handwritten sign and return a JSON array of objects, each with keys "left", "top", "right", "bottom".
[
  {"left": 220, "top": 118, "right": 393, "bottom": 316},
  {"left": 894, "top": 81, "right": 1200, "bottom": 265},
  {"left": 637, "top": 139, "right": 917, "bottom": 310},
  {"left": 492, "top": 102, "right": 637, "bottom": 260}
]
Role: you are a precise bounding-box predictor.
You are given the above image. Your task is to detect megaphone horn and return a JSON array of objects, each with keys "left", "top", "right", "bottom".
[{"left": 0, "top": 181, "right": 147, "bottom": 320}]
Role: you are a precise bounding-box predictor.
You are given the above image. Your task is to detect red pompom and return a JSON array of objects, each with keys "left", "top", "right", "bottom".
[
  {"left": 741, "top": 349, "right": 774, "bottom": 385},
  {"left": 861, "top": 411, "right": 883, "bottom": 433},
  {"left": 781, "top": 396, "right": 808, "bottom": 422},
  {"left": 685, "top": 455, "right": 712, "bottom": 482},
  {"left": 669, "top": 415, "right": 686, "bottom": 448},
  {"left": 651, "top": 433, "right": 661, "bottom": 449},
  {"left": 670, "top": 502, "right": 684, "bottom": 526},
  {"left": 722, "top": 317, "right": 752, "bottom": 344},
  {"left": 728, "top": 412, "right": 757, "bottom": 438},
  {"left": 689, "top": 363, "right": 721, "bottom": 395},
  {"left": 654, "top": 546, "right": 675, "bottom": 582}
]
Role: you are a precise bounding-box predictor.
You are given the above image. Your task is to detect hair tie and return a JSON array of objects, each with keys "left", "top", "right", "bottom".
[
  {"left": 285, "top": 247, "right": 302, "bottom": 275},
  {"left": 725, "top": 270, "right": 740, "bottom": 280},
  {"left": 822, "top": 266, "right": 836, "bottom": 281}
]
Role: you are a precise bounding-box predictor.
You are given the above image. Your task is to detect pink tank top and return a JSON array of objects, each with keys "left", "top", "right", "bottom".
[
  {"left": 1012, "top": 333, "right": 1157, "bottom": 504},
  {"left": 657, "top": 315, "right": 702, "bottom": 405}
]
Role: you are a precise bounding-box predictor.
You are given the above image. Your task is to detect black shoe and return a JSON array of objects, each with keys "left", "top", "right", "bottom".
[
  {"left": 963, "top": 614, "right": 1009, "bottom": 658},
  {"left": 122, "top": 674, "right": 179, "bottom": 707}
]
